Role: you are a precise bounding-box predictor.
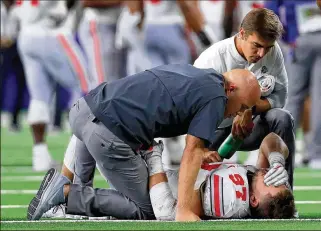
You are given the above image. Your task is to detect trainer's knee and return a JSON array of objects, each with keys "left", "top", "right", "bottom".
[
  {"left": 27, "top": 99, "right": 50, "bottom": 125},
  {"left": 267, "top": 108, "right": 294, "bottom": 131}
]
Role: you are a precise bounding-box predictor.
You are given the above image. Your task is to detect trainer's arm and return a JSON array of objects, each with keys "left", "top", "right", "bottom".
[
  {"left": 256, "top": 132, "right": 289, "bottom": 168},
  {"left": 176, "top": 135, "right": 205, "bottom": 221},
  {"left": 82, "top": 0, "right": 121, "bottom": 8},
  {"left": 176, "top": 98, "right": 225, "bottom": 221}
]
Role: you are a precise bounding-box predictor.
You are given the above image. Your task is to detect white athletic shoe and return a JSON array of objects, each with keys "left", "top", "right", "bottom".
[
  {"left": 308, "top": 159, "right": 321, "bottom": 169},
  {"left": 88, "top": 216, "right": 115, "bottom": 220},
  {"left": 42, "top": 205, "right": 66, "bottom": 219},
  {"left": 1, "top": 112, "right": 10, "bottom": 128},
  {"left": 42, "top": 204, "right": 88, "bottom": 219},
  {"left": 32, "top": 144, "right": 60, "bottom": 172}
]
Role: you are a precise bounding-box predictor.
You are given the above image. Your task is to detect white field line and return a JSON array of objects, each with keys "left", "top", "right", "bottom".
[
  {"left": 294, "top": 186, "right": 321, "bottom": 191},
  {"left": 1, "top": 205, "right": 28, "bottom": 209},
  {"left": 1, "top": 218, "right": 321, "bottom": 224},
  {"left": 1, "top": 190, "right": 37, "bottom": 194},
  {"left": 2, "top": 201, "right": 321, "bottom": 209},
  {"left": 1, "top": 219, "right": 321, "bottom": 223},
  {"left": 295, "top": 201, "right": 321, "bottom": 204}
]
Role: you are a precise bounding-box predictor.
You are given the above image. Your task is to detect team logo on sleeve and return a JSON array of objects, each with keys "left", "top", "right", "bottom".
[
  {"left": 261, "top": 66, "right": 268, "bottom": 74},
  {"left": 259, "top": 75, "right": 275, "bottom": 97}
]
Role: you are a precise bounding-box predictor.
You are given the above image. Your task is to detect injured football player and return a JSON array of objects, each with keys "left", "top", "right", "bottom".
[{"left": 146, "top": 132, "right": 295, "bottom": 220}]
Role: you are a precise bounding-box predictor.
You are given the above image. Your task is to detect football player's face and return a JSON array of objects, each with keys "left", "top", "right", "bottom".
[
  {"left": 240, "top": 30, "right": 275, "bottom": 63},
  {"left": 251, "top": 169, "right": 287, "bottom": 202}
]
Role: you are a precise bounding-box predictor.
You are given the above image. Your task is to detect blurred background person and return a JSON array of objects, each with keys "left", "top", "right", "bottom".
[
  {"left": 49, "top": 0, "right": 85, "bottom": 135},
  {"left": 115, "top": 1, "right": 151, "bottom": 76},
  {"left": 77, "top": 0, "right": 124, "bottom": 87},
  {"left": 11, "top": 0, "right": 89, "bottom": 172},
  {"left": 1, "top": 0, "right": 27, "bottom": 132},
  {"left": 265, "top": 0, "right": 321, "bottom": 169}
]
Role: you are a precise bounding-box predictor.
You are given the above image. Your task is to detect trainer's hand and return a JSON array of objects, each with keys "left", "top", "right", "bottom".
[
  {"left": 264, "top": 163, "right": 289, "bottom": 187},
  {"left": 203, "top": 151, "right": 222, "bottom": 163},
  {"left": 175, "top": 209, "right": 201, "bottom": 222},
  {"left": 232, "top": 109, "right": 254, "bottom": 140}
]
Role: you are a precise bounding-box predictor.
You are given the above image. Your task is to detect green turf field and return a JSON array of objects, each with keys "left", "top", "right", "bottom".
[{"left": 1, "top": 127, "right": 321, "bottom": 230}]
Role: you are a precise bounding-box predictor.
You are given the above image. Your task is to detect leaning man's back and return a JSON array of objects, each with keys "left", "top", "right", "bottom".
[{"left": 84, "top": 64, "right": 227, "bottom": 150}]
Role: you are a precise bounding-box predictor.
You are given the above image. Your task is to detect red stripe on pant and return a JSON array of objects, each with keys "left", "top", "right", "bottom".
[
  {"left": 90, "top": 20, "right": 105, "bottom": 84},
  {"left": 57, "top": 35, "right": 88, "bottom": 93}
]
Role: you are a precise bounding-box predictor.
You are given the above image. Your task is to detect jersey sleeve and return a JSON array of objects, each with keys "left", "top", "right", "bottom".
[
  {"left": 187, "top": 97, "right": 226, "bottom": 144},
  {"left": 265, "top": 43, "right": 288, "bottom": 108}
]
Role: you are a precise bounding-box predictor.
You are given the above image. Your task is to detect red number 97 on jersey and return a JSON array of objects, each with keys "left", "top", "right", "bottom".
[
  {"left": 229, "top": 174, "right": 247, "bottom": 201},
  {"left": 16, "top": 0, "right": 39, "bottom": 6}
]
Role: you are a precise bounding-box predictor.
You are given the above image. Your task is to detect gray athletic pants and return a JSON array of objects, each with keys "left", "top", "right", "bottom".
[
  {"left": 284, "top": 32, "right": 321, "bottom": 161},
  {"left": 144, "top": 24, "right": 191, "bottom": 67},
  {"left": 67, "top": 97, "right": 155, "bottom": 219},
  {"left": 78, "top": 19, "right": 123, "bottom": 88},
  {"left": 209, "top": 108, "right": 296, "bottom": 188}
]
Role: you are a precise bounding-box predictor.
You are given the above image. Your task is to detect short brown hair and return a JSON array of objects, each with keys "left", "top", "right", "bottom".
[
  {"left": 251, "top": 189, "right": 296, "bottom": 219},
  {"left": 240, "top": 8, "right": 284, "bottom": 41}
]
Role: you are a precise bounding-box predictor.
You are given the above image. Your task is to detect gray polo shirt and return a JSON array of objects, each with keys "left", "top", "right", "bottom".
[{"left": 85, "top": 64, "right": 227, "bottom": 150}]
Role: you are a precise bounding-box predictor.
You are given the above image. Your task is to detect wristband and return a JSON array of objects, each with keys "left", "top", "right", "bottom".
[
  {"left": 197, "top": 31, "right": 211, "bottom": 47},
  {"left": 268, "top": 151, "right": 285, "bottom": 167}
]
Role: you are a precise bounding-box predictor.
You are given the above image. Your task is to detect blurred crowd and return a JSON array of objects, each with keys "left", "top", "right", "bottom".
[{"left": 1, "top": 0, "right": 320, "bottom": 170}]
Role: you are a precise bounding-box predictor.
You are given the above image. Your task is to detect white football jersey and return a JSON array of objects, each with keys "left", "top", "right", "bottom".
[
  {"left": 200, "top": 163, "right": 253, "bottom": 218},
  {"left": 82, "top": 6, "right": 121, "bottom": 25},
  {"left": 194, "top": 36, "right": 288, "bottom": 109},
  {"left": 145, "top": 0, "right": 184, "bottom": 25},
  {"left": 1, "top": 1, "right": 8, "bottom": 36},
  {"left": 237, "top": 0, "right": 264, "bottom": 21},
  {"left": 199, "top": 0, "right": 225, "bottom": 41},
  {"left": 200, "top": 0, "right": 225, "bottom": 25},
  {"left": 166, "top": 162, "right": 255, "bottom": 219},
  {"left": 13, "top": 0, "right": 67, "bottom": 29}
]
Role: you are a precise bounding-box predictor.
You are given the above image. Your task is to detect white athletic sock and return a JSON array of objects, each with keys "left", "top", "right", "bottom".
[
  {"left": 150, "top": 182, "right": 176, "bottom": 220},
  {"left": 33, "top": 143, "right": 50, "bottom": 157},
  {"left": 32, "top": 143, "right": 53, "bottom": 171}
]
